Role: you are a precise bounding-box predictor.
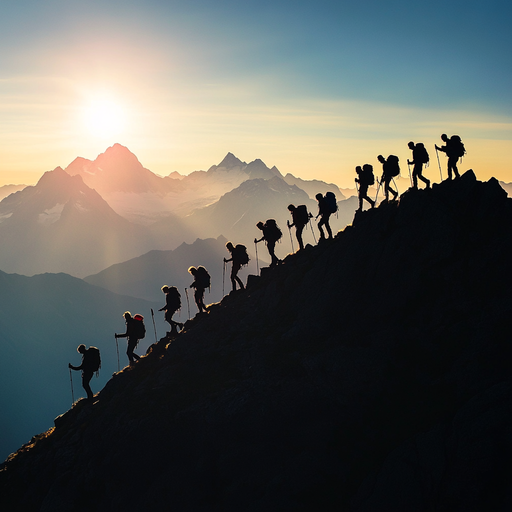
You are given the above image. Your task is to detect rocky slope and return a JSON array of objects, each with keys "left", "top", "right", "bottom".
[{"left": 1, "top": 170, "right": 511, "bottom": 511}]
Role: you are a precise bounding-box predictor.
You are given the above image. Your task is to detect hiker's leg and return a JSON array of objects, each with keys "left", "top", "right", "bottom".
[
  {"left": 412, "top": 166, "right": 419, "bottom": 188},
  {"left": 268, "top": 241, "right": 278, "bottom": 266},
  {"left": 296, "top": 225, "right": 304, "bottom": 250},
  {"left": 82, "top": 371, "right": 93, "bottom": 400},
  {"left": 230, "top": 267, "right": 237, "bottom": 290},
  {"left": 318, "top": 217, "right": 326, "bottom": 239},
  {"left": 452, "top": 157, "right": 460, "bottom": 178},
  {"left": 325, "top": 215, "right": 332, "bottom": 238}
]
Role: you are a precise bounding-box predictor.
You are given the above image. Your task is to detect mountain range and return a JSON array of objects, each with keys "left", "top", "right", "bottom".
[
  {"left": 0, "top": 145, "right": 352, "bottom": 277},
  {"left": 1, "top": 171, "right": 511, "bottom": 510}
]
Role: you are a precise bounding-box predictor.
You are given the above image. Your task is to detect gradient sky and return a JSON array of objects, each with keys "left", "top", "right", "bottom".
[{"left": 1, "top": 0, "right": 511, "bottom": 188}]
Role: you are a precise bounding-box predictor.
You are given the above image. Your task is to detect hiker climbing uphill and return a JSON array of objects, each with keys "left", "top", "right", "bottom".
[
  {"left": 188, "top": 266, "right": 210, "bottom": 314},
  {"left": 255, "top": 220, "right": 282, "bottom": 267},
  {"left": 436, "top": 134, "right": 465, "bottom": 180},
  {"left": 377, "top": 154, "right": 399, "bottom": 202},
  {"left": 224, "top": 241, "right": 248, "bottom": 292},
  {"left": 68, "top": 344, "right": 101, "bottom": 401},
  {"left": 355, "top": 165, "right": 375, "bottom": 212},
  {"left": 115, "top": 311, "right": 146, "bottom": 366},
  {"left": 159, "top": 286, "right": 184, "bottom": 337},
  {"left": 315, "top": 193, "right": 333, "bottom": 241},
  {"left": 407, "top": 142, "right": 430, "bottom": 189},
  {"left": 287, "top": 204, "right": 310, "bottom": 251}
]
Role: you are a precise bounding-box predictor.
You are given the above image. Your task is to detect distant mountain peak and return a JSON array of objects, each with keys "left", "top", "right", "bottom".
[{"left": 217, "top": 152, "right": 245, "bottom": 169}]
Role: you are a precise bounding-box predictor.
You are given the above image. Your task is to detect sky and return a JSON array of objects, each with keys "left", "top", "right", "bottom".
[{"left": 1, "top": 0, "right": 512, "bottom": 188}]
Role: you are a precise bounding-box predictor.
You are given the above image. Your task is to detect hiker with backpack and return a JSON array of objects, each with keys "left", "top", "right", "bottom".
[
  {"left": 188, "top": 266, "right": 210, "bottom": 314},
  {"left": 287, "top": 204, "right": 310, "bottom": 251},
  {"left": 68, "top": 344, "right": 101, "bottom": 401},
  {"left": 224, "top": 241, "right": 248, "bottom": 292},
  {"left": 315, "top": 193, "right": 333, "bottom": 241},
  {"left": 355, "top": 164, "right": 375, "bottom": 211},
  {"left": 435, "top": 134, "right": 465, "bottom": 180},
  {"left": 115, "top": 311, "right": 146, "bottom": 366},
  {"left": 377, "top": 154, "right": 399, "bottom": 202},
  {"left": 254, "top": 219, "right": 282, "bottom": 267},
  {"left": 407, "top": 142, "right": 431, "bottom": 189},
  {"left": 159, "top": 286, "right": 184, "bottom": 337}
]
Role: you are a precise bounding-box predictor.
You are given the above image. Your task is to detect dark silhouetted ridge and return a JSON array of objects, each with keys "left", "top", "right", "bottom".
[{"left": 1, "top": 170, "right": 512, "bottom": 511}]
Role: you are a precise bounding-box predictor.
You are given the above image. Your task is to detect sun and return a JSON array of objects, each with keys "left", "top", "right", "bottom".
[{"left": 83, "top": 98, "right": 127, "bottom": 139}]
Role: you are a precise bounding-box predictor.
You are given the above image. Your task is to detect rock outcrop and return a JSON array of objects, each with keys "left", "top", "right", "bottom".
[{"left": 1, "top": 171, "right": 511, "bottom": 511}]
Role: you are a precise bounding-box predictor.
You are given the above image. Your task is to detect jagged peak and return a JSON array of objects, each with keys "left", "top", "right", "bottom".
[{"left": 217, "top": 152, "right": 245, "bottom": 168}]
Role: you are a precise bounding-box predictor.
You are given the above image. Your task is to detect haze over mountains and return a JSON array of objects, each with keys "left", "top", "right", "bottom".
[{"left": 0, "top": 144, "right": 351, "bottom": 277}]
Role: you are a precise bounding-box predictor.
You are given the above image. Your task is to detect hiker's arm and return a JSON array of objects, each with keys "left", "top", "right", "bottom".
[
  {"left": 254, "top": 237, "right": 264, "bottom": 243},
  {"left": 158, "top": 306, "right": 166, "bottom": 311},
  {"left": 116, "top": 331, "right": 128, "bottom": 338},
  {"left": 224, "top": 257, "right": 232, "bottom": 262},
  {"left": 69, "top": 363, "right": 81, "bottom": 371}
]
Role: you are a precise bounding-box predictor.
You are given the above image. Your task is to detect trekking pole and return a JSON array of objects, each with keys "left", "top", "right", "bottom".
[
  {"left": 115, "top": 334, "right": 120, "bottom": 372},
  {"left": 407, "top": 162, "right": 413, "bottom": 187},
  {"left": 222, "top": 261, "right": 225, "bottom": 297},
  {"left": 309, "top": 218, "right": 317, "bottom": 244},
  {"left": 69, "top": 368, "right": 75, "bottom": 404},
  {"left": 255, "top": 241, "right": 259, "bottom": 275},
  {"left": 151, "top": 308, "right": 158, "bottom": 342},
  {"left": 288, "top": 224, "right": 295, "bottom": 253},
  {"left": 435, "top": 146, "right": 443, "bottom": 181},
  {"left": 375, "top": 178, "right": 382, "bottom": 203},
  {"left": 185, "top": 288, "right": 191, "bottom": 320}
]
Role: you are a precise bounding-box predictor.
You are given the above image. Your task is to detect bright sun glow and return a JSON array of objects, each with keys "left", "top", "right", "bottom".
[{"left": 83, "top": 98, "right": 127, "bottom": 139}]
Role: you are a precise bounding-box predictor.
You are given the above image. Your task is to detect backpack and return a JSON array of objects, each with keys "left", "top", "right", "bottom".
[
  {"left": 325, "top": 191, "right": 338, "bottom": 214},
  {"left": 86, "top": 346, "right": 101, "bottom": 375},
  {"left": 133, "top": 314, "right": 146, "bottom": 340},
  {"left": 234, "top": 244, "right": 249, "bottom": 266},
  {"left": 414, "top": 143, "right": 429, "bottom": 164},
  {"left": 167, "top": 286, "right": 181, "bottom": 310},
  {"left": 449, "top": 135, "right": 466, "bottom": 158},
  {"left": 264, "top": 219, "right": 282, "bottom": 242},
  {"left": 362, "top": 166, "right": 375, "bottom": 186},
  {"left": 385, "top": 155, "right": 400, "bottom": 177},
  {"left": 294, "top": 205, "right": 310, "bottom": 226},
  {"left": 196, "top": 266, "right": 211, "bottom": 289}
]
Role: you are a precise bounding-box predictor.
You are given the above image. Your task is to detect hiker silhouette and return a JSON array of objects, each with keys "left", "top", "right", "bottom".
[
  {"left": 255, "top": 220, "right": 282, "bottom": 267},
  {"left": 68, "top": 344, "right": 100, "bottom": 401},
  {"left": 377, "top": 154, "right": 399, "bottom": 202},
  {"left": 407, "top": 142, "right": 431, "bottom": 189},
  {"left": 115, "top": 311, "right": 145, "bottom": 366},
  {"left": 287, "top": 204, "right": 310, "bottom": 251},
  {"left": 355, "top": 165, "right": 375, "bottom": 212},
  {"left": 159, "top": 286, "right": 184, "bottom": 337},
  {"left": 224, "top": 241, "right": 247, "bottom": 292},
  {"left": 435, "top": 134, "right": 465, "bottom": 180},
  {"left": 315, "top": 193, "right": 333, "bottom": 241},
  {"left": 188, "top": 266, "right": 210, "bottom": 314}
]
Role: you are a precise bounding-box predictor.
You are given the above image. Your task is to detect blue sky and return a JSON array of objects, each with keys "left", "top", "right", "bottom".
[{"left": 1, "top": 0, "right": 511, "bottom": 186}]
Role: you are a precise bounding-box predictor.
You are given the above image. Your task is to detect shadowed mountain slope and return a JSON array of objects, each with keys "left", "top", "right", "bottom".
[{"left": 1, "top": 171, "right": 511, "bottom": 511}]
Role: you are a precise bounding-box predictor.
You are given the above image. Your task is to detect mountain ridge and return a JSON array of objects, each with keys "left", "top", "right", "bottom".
[{"left": 1, "top": 170, "right": 511, "bottom": 510}]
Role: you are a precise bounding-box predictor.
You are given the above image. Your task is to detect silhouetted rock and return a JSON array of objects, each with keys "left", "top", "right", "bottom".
[{"left": 1, "top": 171, "right": 511, "bottom": 511}]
